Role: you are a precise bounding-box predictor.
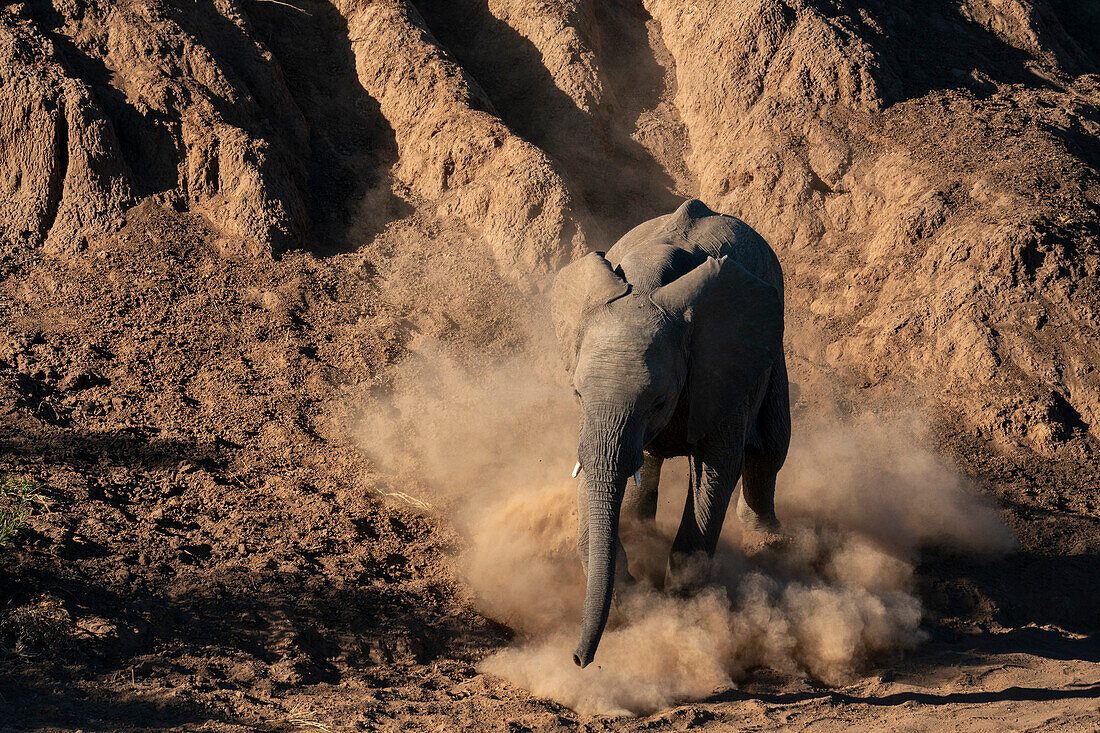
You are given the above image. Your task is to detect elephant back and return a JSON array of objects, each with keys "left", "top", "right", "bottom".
[{"left": 606, "top": 199, "right": 783, "bottom": 297}]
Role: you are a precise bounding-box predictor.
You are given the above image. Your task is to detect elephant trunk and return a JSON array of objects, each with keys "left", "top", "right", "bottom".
[
  {"left": 574, "top": 407, "right": 639, "bottom": 668},
  {"left": 574, "top": 471, "right": 621, "bottom": 668}
]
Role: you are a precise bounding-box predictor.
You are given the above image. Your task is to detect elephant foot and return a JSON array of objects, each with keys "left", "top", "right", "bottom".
[
  {"left": 611, "top": 571, "right": 641, "bottom": 612},
  {"left": 664, "top": 551, "right": 710, "bottom": 596},
  {"left": 741, "top": 526, "right": 791, "bottom": 561},
  {"left": 741, "top": 529, "right": 791, "bottom": 557},
  {"left": 615, "top": 567, "right": 637, "bottom": 589},
  {"left": 736, "top": 500, "right": 781, "bottom": 534},
  {"left": 736, "top": 505, "right": 789, "bottom": 555}
]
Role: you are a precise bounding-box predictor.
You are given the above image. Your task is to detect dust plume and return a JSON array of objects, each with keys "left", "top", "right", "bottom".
[
  {"left": 776, "top": 415, "right": 1015, "bottom": 555},
  {"left": 358, "top": 335, "right": 1013, "bottom": 717}
]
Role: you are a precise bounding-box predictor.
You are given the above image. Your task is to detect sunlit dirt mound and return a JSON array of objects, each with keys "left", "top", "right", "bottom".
[
  {"left": 6, "top": 0, "right": 1100, "bottom": 457},
  {"left": 2, "top": 0, "right": 1099, "bottom": 729}
]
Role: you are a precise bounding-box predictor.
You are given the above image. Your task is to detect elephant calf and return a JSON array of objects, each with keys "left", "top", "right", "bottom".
[{"left": 551, "top": 199, "right": 790, "bottom": 668}]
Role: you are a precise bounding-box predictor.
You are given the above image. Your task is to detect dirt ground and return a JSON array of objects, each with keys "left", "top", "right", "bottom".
[{"left": 2, "top": 0, "right": 1100, "bottom": 730}]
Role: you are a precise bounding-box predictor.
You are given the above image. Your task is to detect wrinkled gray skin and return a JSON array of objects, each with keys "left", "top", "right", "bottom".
[{"left": 551, "top": 199, "right": 789, "bottom": 668}]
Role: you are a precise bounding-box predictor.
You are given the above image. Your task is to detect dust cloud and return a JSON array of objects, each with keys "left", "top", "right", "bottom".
[{"left": 358, "top": 334, "right": 1014, "bottom": 717}]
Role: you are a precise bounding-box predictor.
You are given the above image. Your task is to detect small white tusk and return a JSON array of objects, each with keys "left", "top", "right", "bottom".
[
  {"left": 572, "top": 461, "right": 582, "bottom": 478},
  {"left": 634, "top": 470, "right": 641, "bottom": 486}
]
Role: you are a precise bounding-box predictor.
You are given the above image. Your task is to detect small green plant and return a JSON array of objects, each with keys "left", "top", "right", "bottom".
[{"left": 0, "top": 472, "right": 42, "bottom": 550}]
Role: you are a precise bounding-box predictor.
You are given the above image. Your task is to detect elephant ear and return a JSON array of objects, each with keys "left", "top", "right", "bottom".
[
  {"left": 550, "top": 252, "right": 630, "bottom": 375},
  {"left": 652, "top": 256, "right": 783, "bottom": 443}
]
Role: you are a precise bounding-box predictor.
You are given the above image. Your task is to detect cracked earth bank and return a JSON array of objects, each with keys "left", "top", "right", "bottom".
[{"left": 0, "top": 0, "right": 1098, "bottom": 730}]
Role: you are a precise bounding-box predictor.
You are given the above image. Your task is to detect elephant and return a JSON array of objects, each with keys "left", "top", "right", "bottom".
[{"left": 550, "top": 198, "right": 789, "bottom": 668}]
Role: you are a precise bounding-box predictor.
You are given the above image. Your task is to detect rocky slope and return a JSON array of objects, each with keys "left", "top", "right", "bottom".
[{"left": 5, "top": 0, "right": 1100, "bottom": 455}]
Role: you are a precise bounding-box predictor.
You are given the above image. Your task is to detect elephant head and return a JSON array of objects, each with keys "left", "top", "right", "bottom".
[{"left": 550, "top": 251, "right": 783, "bottom": 668}]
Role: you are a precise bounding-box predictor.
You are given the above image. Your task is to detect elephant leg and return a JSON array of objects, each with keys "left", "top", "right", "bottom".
[
  {"left": 738, "top": 356, "right": 790, "bottom": 533},
  {"left": 623, "top": 453, "right": 663, "bottom": 522},
  {"left": 576, "top": 473, "right": 633, "bottom": 586},
  {"left": 667, "top": 418, "right": 747, "bottom": 591}
]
